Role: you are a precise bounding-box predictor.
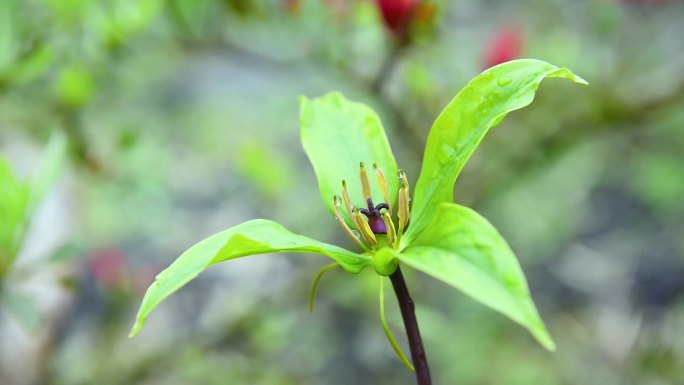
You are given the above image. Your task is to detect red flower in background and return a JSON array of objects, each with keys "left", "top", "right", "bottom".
[
  {"left": 483, "top": 25, "right": 524, "bottom": 69},
  {"left": 87, "top": 247, "right": 127, "bottom": 289},
  {"left": 376, "top": 0, "right": 418, "bottom": 36},
  {"left": 87, "top": 246, "right": 161, "bottom": 295}
]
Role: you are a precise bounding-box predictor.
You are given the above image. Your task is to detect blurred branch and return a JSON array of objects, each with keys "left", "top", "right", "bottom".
[
  {"left": 370, "top": 39, "right": 408, "bottom": 94},
  {"left": 368, "top": 2, "right": 428, "bottom": 155}
]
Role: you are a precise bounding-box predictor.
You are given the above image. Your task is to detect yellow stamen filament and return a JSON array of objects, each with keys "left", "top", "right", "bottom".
[
  {"left": 382, "top": 212, "right": 397, "bottom": 246},
  {"left": 359, "top": 162, "right": 372, "bottom": 202},
  {"left": 341, "top": 180, "right": 359, "bottom": 228},
  {"left": 353, "top": 208, "right": 377, "bottom": 246},
  {"left": 398, "top": 170, "right": 410, "bottom": 233},
  {"left": 373, "top": 163, "right": 392, "bottom": 215},
  {"left": 333, "top": 196, "right": 367, "bottom": 249}
]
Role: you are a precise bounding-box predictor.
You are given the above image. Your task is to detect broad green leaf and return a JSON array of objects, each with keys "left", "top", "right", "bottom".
[
  {"left": 130, "top": 219, "right": 370, "bottom": 336},
  {"left": 300, "top": 92, "right": 398, "bottom": 225},
  {"left": 397, "top": 203, "right": 555, "bottom": 350},
  {"left": 404, "top": 59, "right": 587, "bottom": 246}
]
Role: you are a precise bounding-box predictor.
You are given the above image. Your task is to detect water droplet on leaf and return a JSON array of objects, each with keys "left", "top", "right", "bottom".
[
  {"left": 497, "top": 76, "right": 512, "bottom": 86},
  {"left": 437, "top": 143, "right": 457, "bottom": 165}
]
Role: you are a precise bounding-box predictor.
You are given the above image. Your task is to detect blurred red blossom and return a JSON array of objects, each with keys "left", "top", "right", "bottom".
[
  {"left": 87, "top": 246, "right": 161, "bottom": 295},
  {"left": 376, "top": 0, "right": 418, "bottom": 36},
  {"left": 87, "top": 247, "right": 127, "bottom": 289},
  {"left": 483, "top": 25, "right": 525, "bottom": 69}
]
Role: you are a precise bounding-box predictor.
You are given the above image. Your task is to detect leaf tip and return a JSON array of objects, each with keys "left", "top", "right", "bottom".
[
  {"left": 129, "top": 318, "right": 144, "bottom": 338},
  {"left": 550, "top": 66, "right": 588, "bottom": 86},
  {"left": 541, "top": 335, "right": 557, "bottom": 351},
  {"left": 572, "top": 74, "right": 589, "bottom": 85},
  {"left": 532, "top": 325, "right": 556, "bottom": 352}
]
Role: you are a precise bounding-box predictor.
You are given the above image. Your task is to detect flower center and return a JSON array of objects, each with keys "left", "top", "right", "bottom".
[
  {"left": 360, "top": 198, "right": 390, "bottom": 234},
  {"left": 331, "top": 163, "right": 410, "bottom": 250}
]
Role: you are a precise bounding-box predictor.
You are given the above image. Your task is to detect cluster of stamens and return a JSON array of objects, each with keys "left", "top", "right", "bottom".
[{"left": 332, "top": 162, "right": 410, "bottom": 250}]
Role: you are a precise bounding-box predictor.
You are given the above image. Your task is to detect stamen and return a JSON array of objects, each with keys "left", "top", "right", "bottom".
[
  {"left": 398, "top": 170, "right": 410, "bottom": 234},
  {"left": 359, "top": 162, "right": 372, "bottom": 202},
  {"left": 373, "top": 163, "right": 392, "bottom": 215},
  {"left": 353, "top": 208, "right": 377, "bottom": 245},
  {"left": 382, "top": 212, "right": 397, "bottom": 245},
  {"left": 333, "top": 196, "right": 367, "bottom": 250},
  {"left": 341, "top": 180, "right": 359, "bottom": 228}
]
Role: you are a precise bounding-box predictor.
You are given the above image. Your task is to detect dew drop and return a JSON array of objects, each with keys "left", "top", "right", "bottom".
[
  {"left": 437, "top": 143, "right": 457, "bottom": 165},
  {"left": 497, "top": 76, "right": 512, "bottom": 87}
]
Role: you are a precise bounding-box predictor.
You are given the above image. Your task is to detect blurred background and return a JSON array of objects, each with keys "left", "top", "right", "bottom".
[{"left": 1, "top": 0, "right": 683, "bottom": 384}]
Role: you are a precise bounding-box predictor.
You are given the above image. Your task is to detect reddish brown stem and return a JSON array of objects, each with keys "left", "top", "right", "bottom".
[{"left": 389, "top": 266, "right": 431, "bottom": 385}]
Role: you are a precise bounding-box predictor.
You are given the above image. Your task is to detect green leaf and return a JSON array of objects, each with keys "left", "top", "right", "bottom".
[
  {"left": 397, "top": 203, "right": 555, "bottom": 350},
  {"left": 0, "top": 133, "right": 66, "bottom": 277},
  {"left": 404, "top": 59, "right": 587, "bottom": 246},
  {"left": 308, "top": 262, "right": 339, "bottom": 313},
  {"left": 130, "top": 219, "right": 370, "bottom": 337},
  {"left": 379, "top": 276, "right": 414, "bottom": 371},
  {"left": 300, "top": 92, "right": 398, "bottom": 225},
  {"left": 0, "top": 157, "right": 30, "bottom": 277}
]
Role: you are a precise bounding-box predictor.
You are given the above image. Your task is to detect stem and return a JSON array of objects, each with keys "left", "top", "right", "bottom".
[
  {"left": 370, "top": 0, "right": 419, "bottom": 93},
  {"left": 389, "top": 267, "right": 431, "bottom": 385},
  {"left": 370, "top": 42, "right": 404, "bottom": 93}
]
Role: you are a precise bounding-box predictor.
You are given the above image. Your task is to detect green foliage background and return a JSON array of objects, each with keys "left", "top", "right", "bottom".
[{"left": 1, "top": 1, "right": 683, "bottom": 384}]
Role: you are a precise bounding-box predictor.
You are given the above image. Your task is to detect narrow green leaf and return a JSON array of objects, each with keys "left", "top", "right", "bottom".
[
  {"left": 130, "top": 219, "right": 370, "bottom": 337},
  {"left": 300, "top": 92, "right": 398, "bottom": 225},
  {"left": 404, "top": 59, "right": 587, "bottom": 245},
  {"left": 0, "top": 133, "right": 66, "bottom": 277},
  {"left": 0, "top": 157, "right": 30, "bottom": 277},
  {"left": 308, "top": 262, "right": 339, "bottom": 313},
  {"left": 379, "top": 276, "right": 415, "bottom": 371},
  {"left": 397, "top": 203, "right": 555, "bottom": 350}
]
